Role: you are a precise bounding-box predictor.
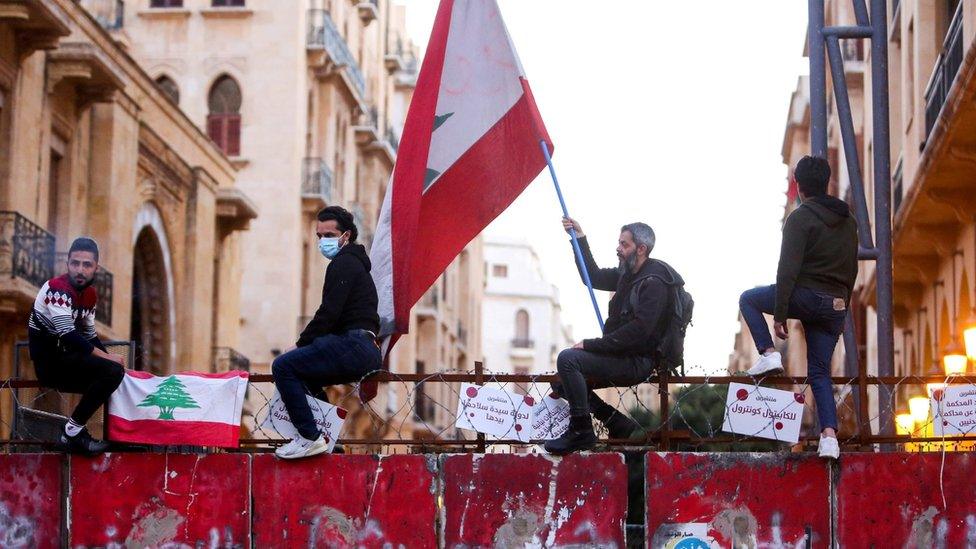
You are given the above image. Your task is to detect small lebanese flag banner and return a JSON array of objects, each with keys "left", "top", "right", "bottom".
[
  {"left": 107, "top": 370, "right": 248, "bottom": 448},
  {"left": 368, "top": 0, "right": 551, "bottom": 401}
]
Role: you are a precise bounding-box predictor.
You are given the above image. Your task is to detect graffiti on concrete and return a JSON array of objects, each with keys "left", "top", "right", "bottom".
[{"left": 0, "top": 503, "right": 35, "bottom": 549}]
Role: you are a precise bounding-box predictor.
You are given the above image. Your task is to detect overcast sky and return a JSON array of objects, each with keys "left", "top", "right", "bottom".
[{"left": 399, "top": 1, "right": 810, "bottom": 375}]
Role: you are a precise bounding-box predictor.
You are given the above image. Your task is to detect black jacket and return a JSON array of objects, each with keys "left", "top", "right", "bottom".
[
  {"left": 775, "top": 195, "right": 859, "bottom": 322},
  {"left": 296, "top": 243, "right": 380, "bottom": 347},
  {"left": 572, "top": 237, "right": 674, "bottom": 357}
]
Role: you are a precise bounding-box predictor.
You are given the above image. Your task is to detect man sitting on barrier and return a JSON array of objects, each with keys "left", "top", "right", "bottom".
[
  {"left": 738, "top": 155, "right": 858, "bottom": 459},
  {"left": 28, "top": 237, "right": 125, "bottom": 455},
  {"left": 546, "top": 218, "right": 685, "bottom": 454},
  {"left": 272, "top": 206, "right": 383, "bottom": 459}
]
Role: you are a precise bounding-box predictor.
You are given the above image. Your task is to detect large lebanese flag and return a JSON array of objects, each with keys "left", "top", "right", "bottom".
[
  {"left": 370, "top": 0, "right": 552, "bottom": 363},
  {"left": 107, "top": 370, "right": 248, "bottom": 448}
]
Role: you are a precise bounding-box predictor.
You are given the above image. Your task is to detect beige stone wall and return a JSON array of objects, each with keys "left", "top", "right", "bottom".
[
  {"left": 112, "top": 0, "right": 484, "bottom": 442},
  {"left": 0, "top": 0, "right": 252, "bottom": 433}
]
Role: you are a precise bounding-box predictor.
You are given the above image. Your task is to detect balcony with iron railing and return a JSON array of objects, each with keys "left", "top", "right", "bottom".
[
  {"left": 416, "top": 290, "right": 439, "bottom": 317},
  {"left": 923, "top": 1, "right": 964, "bottom": 140},
  {"left": 510, "top": 338, "right": 534, "bottom": 349},
  {"left": 357, "top": 0, "right": 378, "bottom": 24},
  {"left": 892, "top": 158, "right": 904, "bottom": 216},
  {"left": 213, "top": 346, "right": 251, "bottom": 373},
  {"left": 301, "top": 157, "right": 334, "bottom": 207},
  {"left": 0, "top": 212, "right": 55, "bottom": 296},
  {"left": 80, "top": 0, "right": 125, "bottom": 31},
  {"left": 354, "top": 107, "right": 380, "bottom": 145},
  {"left": 307, "top": 9, "right": 367, "bottom": 99},
  {"left": 54, "top": 252, "right": 113, "bottom": 327},
  {"left": 386, "top": 126, "right": 399, "bottom": 153}
]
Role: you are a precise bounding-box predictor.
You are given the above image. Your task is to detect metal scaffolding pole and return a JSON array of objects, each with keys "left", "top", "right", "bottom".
[{"left": 807, "top": 0, "right": 894, "bottom": 437}]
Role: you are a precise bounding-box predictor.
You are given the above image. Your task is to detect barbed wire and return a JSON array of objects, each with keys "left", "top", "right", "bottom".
[{"left": 2, "top": 346, "right": 975, "bottom": 457}]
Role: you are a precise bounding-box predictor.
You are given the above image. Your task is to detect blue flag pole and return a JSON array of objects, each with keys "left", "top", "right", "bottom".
[{"left": 539, "top": 140, "right": 605, "bottom": 331}]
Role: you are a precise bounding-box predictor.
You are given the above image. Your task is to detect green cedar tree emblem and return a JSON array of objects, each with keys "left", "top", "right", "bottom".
[{"left": 138, "top": 375, "right": 200, "bottom": 420}]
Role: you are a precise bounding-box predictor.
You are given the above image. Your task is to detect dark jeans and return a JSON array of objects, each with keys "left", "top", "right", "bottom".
[
  {"left": 271, "top": 330, "right": 382, "bottom": 440},
  {"left": 29, "top": 340, "right": 125, "bottom": 426},
  {"left": 555, "top": 348, "right": 655, "bottom": 420},
  {"left": 738, "top": 284, "right": 846, "bottom": 431}
]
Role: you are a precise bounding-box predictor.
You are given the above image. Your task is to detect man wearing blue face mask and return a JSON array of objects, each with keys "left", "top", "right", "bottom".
[{"left": 272, "top": 206, "right": 382, "bottom": 459}]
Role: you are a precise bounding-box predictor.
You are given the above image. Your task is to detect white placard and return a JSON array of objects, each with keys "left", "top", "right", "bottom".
[
  {"left": 650, "top": 522, "right": 719, "bottom": 549},
  {"left": 454, "top": 383, "right": 533, "bottom": 442},
  {"left": 530, "top": 393, "right": 571, "bottom": 440},
  {"left": 932, "top": 384, "right": 976, "bottom": 436},
  {"left": 722, "top": 382, "right": 804, "bottom": 443},
  {"left": 261, "top": 390, "right": 346, "bottom": 453}
]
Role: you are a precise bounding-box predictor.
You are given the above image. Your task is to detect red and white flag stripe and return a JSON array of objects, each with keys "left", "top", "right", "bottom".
[
  {"left": 369, "top": 0, "right": 551, "bottom": 390},
  {"left": 107, "top": 370, "right": 248, "bottom": 448}
]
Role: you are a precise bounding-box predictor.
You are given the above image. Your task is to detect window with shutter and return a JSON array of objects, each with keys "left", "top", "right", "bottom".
[
  {"left": 212, "top": 0, "right": 246, "bottom": 6},
  {"left": 150, "top": 0, "right": 183, "bottom": 7},
  {"left": 207, "top": 75, "right": 242, "bottom": 156}
]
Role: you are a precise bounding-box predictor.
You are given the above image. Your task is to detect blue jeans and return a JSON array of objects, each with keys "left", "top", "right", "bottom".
[
  {"left": 271, "top": 330, "right": 382, "bottom": 440},
  {"left": 738, "top": 285, "right": 846, "bottom": 432}
]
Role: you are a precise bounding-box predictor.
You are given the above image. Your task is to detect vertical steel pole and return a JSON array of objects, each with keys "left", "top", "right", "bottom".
[
  {"left": 871, "top": 0, "right": 895, "bottom": 437},
  {"left": 809, "top": 0, "right": 828, "bottom": 156}
]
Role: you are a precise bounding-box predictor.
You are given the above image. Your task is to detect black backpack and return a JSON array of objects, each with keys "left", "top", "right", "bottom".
[{"left": 628, "top": 261, "right": 694, "bottom": 376}]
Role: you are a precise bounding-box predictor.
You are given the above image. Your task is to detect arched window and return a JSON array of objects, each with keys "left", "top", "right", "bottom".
[
  {"left": 514, "top": 309, "right": 530, "bottom": 347},
  {"left": 207, "top": 75, "right": 242, "bottom": 156},
  {"left": 154, "top": 75, "right": 179, "bottom": 104}
]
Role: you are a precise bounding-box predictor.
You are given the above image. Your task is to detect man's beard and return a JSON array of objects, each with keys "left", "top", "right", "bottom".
[
  {"left": 70, "top": 274, "right": 95, "bottom": 290},
  {"left": 619, "top": 253, "right": 638, "bottom": 272}
]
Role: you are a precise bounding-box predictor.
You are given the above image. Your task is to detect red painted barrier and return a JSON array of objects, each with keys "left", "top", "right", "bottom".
[
  {"left": 0, "top": 454, "right": 62, "bottom": 549},
  {"left": 441, "top": 453, "right": 627, "bottom": 547},
  {"left": 251, "top": 454, "right": 438, "bottom": 548},
  {"left": 837, "top": 452, "right": 976, "bottom": 547},
  {"left": 646, "top": 452, "right": 829, "bottom": 548},
  {"left": 6, "top": 449, "right": 976, "bottom": 547},
  {"left": 69, "top": 453, "right": 250, "bottom": 548}
]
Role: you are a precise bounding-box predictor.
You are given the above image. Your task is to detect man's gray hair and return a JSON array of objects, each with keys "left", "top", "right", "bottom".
[{"left": 621, "top": 222, "right": 655, "bottom": 254}]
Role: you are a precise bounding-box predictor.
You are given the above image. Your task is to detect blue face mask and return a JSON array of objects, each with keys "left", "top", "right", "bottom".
[{"left": 318, "top": 236, "right": 341, "bottom": 259}]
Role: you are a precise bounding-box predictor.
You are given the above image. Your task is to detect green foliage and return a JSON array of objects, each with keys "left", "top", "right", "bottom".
[
  {"left": 630, "top": 384, "right": 780, "bottom": 452},
  {"left": 138, "top": 376, "right": 200, "bottom": 420}
]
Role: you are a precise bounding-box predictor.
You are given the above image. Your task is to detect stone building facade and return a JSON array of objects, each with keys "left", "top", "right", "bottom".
[
  {"left": 99, "top": 0, "right": 484, "bottom": 441},
  {"left": 731, "top": 0, "right": 976, "bottom": 438},
  {"left": 0, "top": 0, "right": 255, "bottom": 434}
]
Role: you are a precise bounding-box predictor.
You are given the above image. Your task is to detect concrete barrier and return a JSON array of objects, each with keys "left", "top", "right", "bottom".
[
  {"left": 646, "top": 452, "right": 830, "bottom": 548},
  {"left": 836, "top": 452, "right": 976, "bottom": 547},
  {"left": 69, "top": 453, "right": 250, "bottom": 548},
  {"left": 0, "top": 453, "right": 62, "bottom": 548},
  {"left": 2, "top": 450, "right": 974, "bottom": 548},
  {"left": 441, "top": 453, "right": 628, "bottom": 547},
  {"left": 252, "top": 454, "right": 437, "bottom": 547}
]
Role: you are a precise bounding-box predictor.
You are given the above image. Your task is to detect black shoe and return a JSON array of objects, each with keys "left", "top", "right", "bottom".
[
  {"left": 59, "top": 428, "right": 110, "bottom": 455},
  {"left": 603, "top": 413, "right": 642, "bottom": 440},
  {"left": 544, "top": 428, "right": 597, "bottom": 455}
]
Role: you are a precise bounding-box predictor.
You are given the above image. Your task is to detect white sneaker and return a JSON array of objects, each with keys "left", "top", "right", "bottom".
[
  {"left": 818, "top": 435, "right": 840, "bottom": 459},
  {"left": 274, "top": 434, "right": 328, "bottom": 460},
  {"left": 747, "top": 352, "right": 784, "bottom": 376}
]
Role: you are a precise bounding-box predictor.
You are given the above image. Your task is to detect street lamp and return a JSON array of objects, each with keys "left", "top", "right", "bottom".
[
  {"left": 942, "top": 340, "right": 968, "bottom": 375},
  {"left": 895, "top": 413, "right": 915, "bottom": 435},
  {"left": 964, "top": 319, "right": 976, "bottom": 361},
  {"left": 908, "top": 395, "right": 930, "bottom": 424}
]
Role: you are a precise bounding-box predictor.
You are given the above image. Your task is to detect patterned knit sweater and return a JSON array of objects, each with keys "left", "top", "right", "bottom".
[{"left": 28, "top": 274, "right": 103, "bottom": 355}]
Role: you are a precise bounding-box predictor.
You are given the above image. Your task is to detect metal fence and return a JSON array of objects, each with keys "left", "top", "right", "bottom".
[
  {"left": 5, "top": 341, "right": 135, "bottom": 447},
  {"left": 306, "top": 9, "right": 367, "bottom": 98},
  {"left": 0, "top": 211, "right": 56, "bottom": 289},
  {"left": 923, "top": 0, "right": 964, "bottom": 139},
  {"left": 3, "top": 357, "right": 974, "bottom": 454}
]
